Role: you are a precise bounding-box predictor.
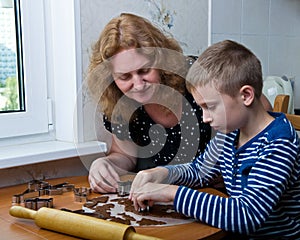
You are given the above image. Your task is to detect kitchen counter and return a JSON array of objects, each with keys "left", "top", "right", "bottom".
[{"left": 0, "top": 176, "right": 228, "bottom": 240}]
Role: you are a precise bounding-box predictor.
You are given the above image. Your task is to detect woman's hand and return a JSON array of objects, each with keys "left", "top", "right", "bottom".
[
  {"left": 89, "top": 135, "right": 137, "bottom": 193},
  {"left": 88, "top": 157, "right": 120, "bottom": 193},
  {"left": 130, "top": 182, "right": 178, "bottom": 211}
]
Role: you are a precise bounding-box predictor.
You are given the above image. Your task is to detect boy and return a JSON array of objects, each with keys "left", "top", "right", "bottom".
[{"left": 129, "top": 40, "right": 300, "bottom": 239}]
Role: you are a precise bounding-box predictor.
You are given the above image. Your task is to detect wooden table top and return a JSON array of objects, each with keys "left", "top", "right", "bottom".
[{"left": 0, "top": 176, "right": 227, "bottom": 240}]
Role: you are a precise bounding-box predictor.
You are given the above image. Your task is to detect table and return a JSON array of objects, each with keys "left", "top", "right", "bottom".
[{"left": 0, "top": 176, "right": 227, "bottom": 240}]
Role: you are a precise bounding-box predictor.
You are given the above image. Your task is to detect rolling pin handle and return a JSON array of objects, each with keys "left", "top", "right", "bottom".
[
  {"left": 125, "top": 229, "right": 163, "bottom": 240},
  {"left": 9, "top": 206, "right": 36, "bottom": 220}
]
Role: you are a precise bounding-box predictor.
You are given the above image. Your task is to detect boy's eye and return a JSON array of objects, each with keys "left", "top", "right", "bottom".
[
  {"left": 201, "top": 104, "right": 214, "bottom": 111},
  {"left": 207, "top": 105, "right": 215, "bottom": 111}
]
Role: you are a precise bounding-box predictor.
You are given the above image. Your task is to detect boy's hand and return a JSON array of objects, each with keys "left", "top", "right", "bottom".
[
  {"left": 129, "top": 167, "right": 175, "bottom": 211},
  {"left": 129, "top": 167, "right": 169, "bottom": 198},
  {"left": 130, "top": 182, "right": 179, "bottom": 211}
]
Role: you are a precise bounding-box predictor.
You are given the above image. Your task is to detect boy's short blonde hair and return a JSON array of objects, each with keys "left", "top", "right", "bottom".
[{"left": 186, "top": 40, "right": 263, "bottom": 98}]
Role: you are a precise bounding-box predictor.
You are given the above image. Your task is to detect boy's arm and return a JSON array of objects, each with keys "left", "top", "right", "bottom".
[
  {"left": 173, "top": 138, "right": 299, "bottom": 235},
  {"left": 164, "top": 133, "right": 223, "bottom": 188}
]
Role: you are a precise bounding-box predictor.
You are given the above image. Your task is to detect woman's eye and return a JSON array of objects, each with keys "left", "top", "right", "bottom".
[
  {"left": 138, "top": 68, "right": 150, "bottom": 74},
  {"left": 118, "top": 73, "right": 131, "bottom": 80}
]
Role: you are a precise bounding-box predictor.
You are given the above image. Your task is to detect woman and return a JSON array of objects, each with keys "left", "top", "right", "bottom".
[{"left": 87, "top": 13, "right": 212, "bottom": 193}]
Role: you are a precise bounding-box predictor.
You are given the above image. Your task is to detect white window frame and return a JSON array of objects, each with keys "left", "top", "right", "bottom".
[
  {"left": 0, "top": 0, "right": 106, "bottom": 169},
  {"left": 0, "top": 0, "right": 48, "bottom": 138}
]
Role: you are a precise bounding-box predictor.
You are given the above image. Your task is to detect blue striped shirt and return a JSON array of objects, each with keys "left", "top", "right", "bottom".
[{"left": 165, "top": 112, "right": 300, "bottom": 239}]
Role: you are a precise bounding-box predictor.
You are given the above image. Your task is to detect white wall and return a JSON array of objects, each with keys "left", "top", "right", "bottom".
[
  {"left": 211, "top": 0, "right": 300, "bottom": 109},
  {"left": 80, "top": 0, "right": 300, "bottom": 111},
  {"left": 80, "top": 0, "right": 208, "bottom": 74},
  {"left": 79, "top": 0, "right": 300, "bottom": 143}
]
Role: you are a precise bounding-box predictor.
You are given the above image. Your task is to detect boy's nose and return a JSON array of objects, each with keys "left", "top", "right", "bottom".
[{"left": 202, "top": 110, "right": 212, "bottom": 123}]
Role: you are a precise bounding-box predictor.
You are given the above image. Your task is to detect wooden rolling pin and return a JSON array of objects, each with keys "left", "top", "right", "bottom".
[{"left": 9, "top": 206, "right": 162, "bottom": 240}]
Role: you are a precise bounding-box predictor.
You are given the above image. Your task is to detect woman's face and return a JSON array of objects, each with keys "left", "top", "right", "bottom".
[{"left": 111, "top": 49, "right": 161, "bottom": 104}]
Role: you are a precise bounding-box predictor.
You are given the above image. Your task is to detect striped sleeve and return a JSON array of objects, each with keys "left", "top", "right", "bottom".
[
  {"left": 164, "top": 133, "right": 225, "bottom": 188},
  {"left": 173, "top": 137, "right": 300, "bottom": 235}
]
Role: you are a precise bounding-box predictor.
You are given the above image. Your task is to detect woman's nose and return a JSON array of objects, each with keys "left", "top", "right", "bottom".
[{"left": 132, "top": 74, "right": 145, "bottom": 90}]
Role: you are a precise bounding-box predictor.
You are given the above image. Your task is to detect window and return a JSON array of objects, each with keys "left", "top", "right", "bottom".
[
  {"left": 0, "top": 0, "right": 106, "bottom": 169},
  {"left": 0, "top": 0, "right": 24, "bottom": 113},
  {"left": 0, "top": 0, "right": 48, "bottom": 139},
  {"left": 0, "top": 0, "right": 107, "bottom": 168}
]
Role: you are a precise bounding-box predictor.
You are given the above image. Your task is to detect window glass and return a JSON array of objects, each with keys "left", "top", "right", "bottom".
[{"left": 0, "top": 0, "right": 24, "bottom": 113}]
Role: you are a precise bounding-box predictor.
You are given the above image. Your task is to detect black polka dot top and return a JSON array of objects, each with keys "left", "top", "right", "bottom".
[{"left": 103, "top": 91, "right": 211, "bottom": 171}]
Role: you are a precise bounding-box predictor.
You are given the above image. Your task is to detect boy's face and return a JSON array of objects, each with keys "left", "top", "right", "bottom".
[{"left": 191, "top": 84, "right": 247, "bottom": 134}]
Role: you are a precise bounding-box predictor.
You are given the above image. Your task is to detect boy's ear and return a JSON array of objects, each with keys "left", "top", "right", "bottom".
[{"left": 239, "top": 85, "right": 255, "bottom": 106}]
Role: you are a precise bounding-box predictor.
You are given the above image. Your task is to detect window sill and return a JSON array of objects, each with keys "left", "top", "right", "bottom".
[{"left": 0, "top": 140, "right": 107, "bottom": 169}]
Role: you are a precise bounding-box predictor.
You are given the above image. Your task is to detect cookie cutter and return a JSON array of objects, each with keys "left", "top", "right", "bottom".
[
  {"left": 117, "top": 180, "right": 132, "bottom": 197},
  {"left": 138, "top": 200, "right": 151, "bottom": 212},
  {"left": 12, "top": 180, "right": 48, "bottom": 204},
  {"left": 12, "top": 180, "right": 75, "bottom": 209},
  {"left": 28, "top": 179, "right": 49, "bottom": 191},
  {"left": 24, "top": 197, "right": 54, "bottom": 210},
  {"left": 43, "top": 182, "right": 75, "bottom": 196},
  {"left": 12, "top": 189, "right": 40, "bottom": 204},
  {"left": 73, "top": 187, "right": 92, "bottom": 202}
]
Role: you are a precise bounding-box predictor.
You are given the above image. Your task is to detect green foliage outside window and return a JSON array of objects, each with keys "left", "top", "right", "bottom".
[{"left": 0, "top": 76, "right": 19, "bottom": 111}]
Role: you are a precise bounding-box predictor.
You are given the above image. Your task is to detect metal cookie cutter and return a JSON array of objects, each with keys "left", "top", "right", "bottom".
[
  {"left": 12, "top": 190, "right": 39, "bottom": 204},
  {"left": 24, "top": 197, "right": 54, "bottom": 210},
  {"left": 117, "top": 180, "right": 132, "bottom": 197},
  {"left": 12, "top": 180, "right": 49, "bottom": 204},
  {"left": 12, "top": 180, "right": 75, "bottom": 209},
  {"left": 139, "top": 200, "right": 151, "bottom": 213},
  {"left": 73, "top": 187, "right": 92, "bottom": 202},
  {"left": 28, "top": 179, "right": 49, "bottom": 191},
  {"left": 12, "top": 180, "right": 53, "bottom": 210},
  {"left": 44, "top": 182, "right": 75, "bottom": 196}
]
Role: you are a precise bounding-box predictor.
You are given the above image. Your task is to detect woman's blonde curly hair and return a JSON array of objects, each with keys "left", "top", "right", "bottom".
[{"left": 87, "top": 13, "right": 188, "bottom": 124}]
